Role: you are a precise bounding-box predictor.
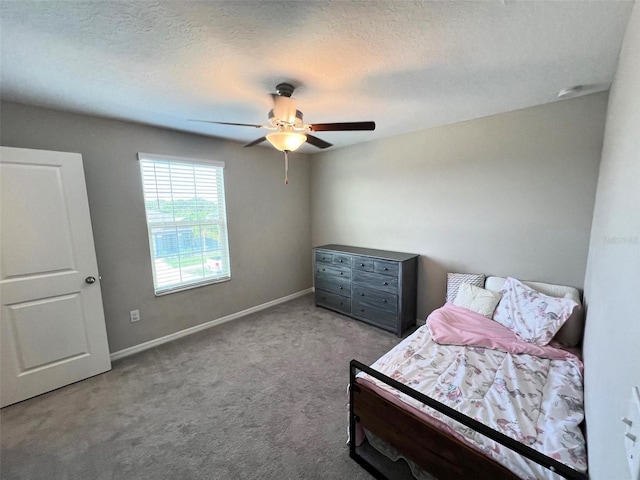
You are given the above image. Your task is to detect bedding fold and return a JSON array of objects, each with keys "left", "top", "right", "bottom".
[{"left": 428, "top": 303, "right": 582, "bottom": 367}]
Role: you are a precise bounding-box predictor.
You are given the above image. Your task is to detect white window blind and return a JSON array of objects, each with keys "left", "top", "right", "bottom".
[{"left": 138, "top": 153, "right": 231, "bottom": 295}]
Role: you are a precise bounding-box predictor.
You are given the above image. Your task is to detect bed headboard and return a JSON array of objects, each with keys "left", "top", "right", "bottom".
[
  {"left": 484, "top": 276, "right": 583, "bottom": 347},
  {"left": 484, "top": 276, "right": 580, "bottom": 303}
]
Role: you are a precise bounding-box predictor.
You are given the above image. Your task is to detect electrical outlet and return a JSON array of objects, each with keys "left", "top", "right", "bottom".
[{"left": 130, "top": 309, "right": 140, "bottom": 323}]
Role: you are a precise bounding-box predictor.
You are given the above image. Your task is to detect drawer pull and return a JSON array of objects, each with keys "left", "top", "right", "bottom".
[
  {"left": 383, "top": 282, "right": 388, "bottom": 286},
  {"left": 384, "top": 267, "right": 389, "bottom": 271},
  {"left": 322, "top": 268, "right": 326, "bottom": 271},
  {"left": 383, "top": 299, "right": 387, "bottom": 303},
  {"left": 340, "top": 286, "right": 343, "bottom": 290},
  {"left": 360, "top": 308, "right": 365, "bottom": 312},
  {"left": 340, "top": 272, "right": 344, "bottom": 275},
  {"left": 360, "top": 263, "right": 365, "bottom": 266},
  {"left": 340, "top": 260, "right": 343, "bottom": 263},
  {"left": 360, "top": 293, "right": 365, "bottom": 296}
]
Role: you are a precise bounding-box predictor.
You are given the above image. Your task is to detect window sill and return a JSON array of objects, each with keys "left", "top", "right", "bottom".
[{"left": 154, "top": 276, "right": 231, "bottom": 296}]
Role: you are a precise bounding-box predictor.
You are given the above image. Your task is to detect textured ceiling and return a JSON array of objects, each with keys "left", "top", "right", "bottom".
[{"left": 0, "top": 1, "right": 635, "bottom": 153}]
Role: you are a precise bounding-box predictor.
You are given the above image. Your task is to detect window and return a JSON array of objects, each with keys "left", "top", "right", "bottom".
[{"left": 138, "top": 153, "right": 231, "bottom": 295}]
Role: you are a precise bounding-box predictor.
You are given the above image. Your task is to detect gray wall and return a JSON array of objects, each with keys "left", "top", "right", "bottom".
[
  {"left": 311, "top": 93, "right": 607, "bottom": 318},
  {"left": 0, "top": 102, "right": 313, "bottom": 353},
  {"left": 583, "top": 4, "right": 640, "bottom": 479}
]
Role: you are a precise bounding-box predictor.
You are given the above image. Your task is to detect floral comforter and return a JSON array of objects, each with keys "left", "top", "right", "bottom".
[{"left": 358, "top": 304, "right": 587, "bottom": 480}]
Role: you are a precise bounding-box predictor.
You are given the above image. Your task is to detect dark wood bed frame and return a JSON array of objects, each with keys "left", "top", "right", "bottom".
[{"left": 349, "top": 359, "right": 588, "bottom": 480}]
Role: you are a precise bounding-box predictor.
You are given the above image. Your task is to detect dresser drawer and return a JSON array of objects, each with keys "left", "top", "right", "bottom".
[
  {"left": 332, "top": 254, "right": 352, "bottom": 267},
  {"left": 316, "top": 263, "right": 351, "bottom": 280},
  {"left": 353, "top": 256, "right": 374, "bottom": 272},
  {"left": 352, "top": 285, "right": 397, "bottom": 313},
  {"left": 316, "top": 289, "right": 351, "bottom": 315},
  {"left": 352, "top": 300, "right": 397, "bottom": 329},
  {"left": 315, "top": 251, "right": 333, "bottom": 264},
  {"left": 374, "top": 259, "right": 399, "bottom": 277},
  {"left": 352, "top": 270, "right": 398, "bottom": 294},
  {"left": 316, "top": 277, "right": 351, "bottom": 296}
]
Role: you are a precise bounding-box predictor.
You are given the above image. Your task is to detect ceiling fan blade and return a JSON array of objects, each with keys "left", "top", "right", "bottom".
[
  {"left": 309, "top": 121, "right": 375, "bottom": 132},
  {"left": 189, "top": 119, "right": 263, "bottom": 128},
  {"left": 244, "top": 136, "right": 267, "bottom": 148},
  {"left": 305, "top": 134, "right": 333, "bottom": 149}
]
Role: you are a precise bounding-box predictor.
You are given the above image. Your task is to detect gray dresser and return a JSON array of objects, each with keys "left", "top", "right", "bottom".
[{"left": 314, "top": 245, "right": 419, "bottom": 337}]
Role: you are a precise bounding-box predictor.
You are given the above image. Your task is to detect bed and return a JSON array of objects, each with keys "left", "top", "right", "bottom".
[{"left": 349, "top": 275, "right": 588, "bottom": 480}]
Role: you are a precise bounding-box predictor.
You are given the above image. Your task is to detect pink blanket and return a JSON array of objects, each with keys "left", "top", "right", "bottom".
[{"left": 428, "top": 303, "right": 582, "bottom": 367}]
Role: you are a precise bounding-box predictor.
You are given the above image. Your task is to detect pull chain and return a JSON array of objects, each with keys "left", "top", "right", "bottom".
[{"left": 284, "top": 150, "right": 289, "bottom": 185}]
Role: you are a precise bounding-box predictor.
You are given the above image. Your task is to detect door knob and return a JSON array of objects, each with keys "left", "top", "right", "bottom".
[{"left": 85, "top": 276, "right": 96, "bottom": 284}]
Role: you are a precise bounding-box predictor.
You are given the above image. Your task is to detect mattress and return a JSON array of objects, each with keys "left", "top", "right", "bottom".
[{"left": 357, "top": 303, "right": 587, "bottom": 480}]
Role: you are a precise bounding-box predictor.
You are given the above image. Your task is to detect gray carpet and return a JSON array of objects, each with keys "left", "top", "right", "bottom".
[{"left": 1, "top": 293, "right": 422, "bottom": 480}]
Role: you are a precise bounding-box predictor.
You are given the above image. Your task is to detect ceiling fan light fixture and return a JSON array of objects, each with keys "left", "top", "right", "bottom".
[{"left": 266, "top": 131, "right": 307, "bottom": 152}]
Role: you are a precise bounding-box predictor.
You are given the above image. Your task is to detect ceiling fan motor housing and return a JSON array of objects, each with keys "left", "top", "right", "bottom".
[{"left": 268, "top": 109, "right": 304, "bottom": 128}]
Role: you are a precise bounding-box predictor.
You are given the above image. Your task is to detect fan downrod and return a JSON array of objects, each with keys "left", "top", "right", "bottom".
[{"left": 275, "top": 83, "right": 295, "bottom": 97}]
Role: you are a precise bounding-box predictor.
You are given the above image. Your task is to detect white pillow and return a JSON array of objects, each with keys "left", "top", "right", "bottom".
[
  {"left": 492, "top": 277, "right": 578, "bottom": 345},
  {"left": 453, "top": 283, "right": 502, "bottom": 318}
]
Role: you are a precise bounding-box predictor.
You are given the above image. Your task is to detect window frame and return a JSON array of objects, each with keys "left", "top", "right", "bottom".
[{"left": 138, "top": 152, "right": 231, "bottom": 296}]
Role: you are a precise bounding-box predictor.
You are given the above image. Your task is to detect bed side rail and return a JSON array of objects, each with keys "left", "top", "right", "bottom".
[{"left": 349, "top": 359, "right": 588, "bottom": 480}]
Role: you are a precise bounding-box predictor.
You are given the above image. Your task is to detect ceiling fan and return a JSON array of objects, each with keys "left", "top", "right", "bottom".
[{"left": 189, "top": 83, "right": 375, "bottom": 183}]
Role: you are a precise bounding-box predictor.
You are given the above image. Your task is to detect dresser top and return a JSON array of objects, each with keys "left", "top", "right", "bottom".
[{"left": 314, "top": 244, "right": 419, "bottom": 262}]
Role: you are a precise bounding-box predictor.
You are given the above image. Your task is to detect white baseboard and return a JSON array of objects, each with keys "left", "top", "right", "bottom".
[{"left": 110, "top": 288, "right": 313, "bottom": 361}]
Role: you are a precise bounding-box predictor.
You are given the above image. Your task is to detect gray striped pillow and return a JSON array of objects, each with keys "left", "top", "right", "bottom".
[{"left": 446, "top": 272, "right": 485, "bottom": 302}]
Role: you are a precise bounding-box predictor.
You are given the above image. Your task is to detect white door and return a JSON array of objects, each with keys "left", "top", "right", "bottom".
[{"left": 1, "top": 146, "right": 111, "bottom": 407}]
